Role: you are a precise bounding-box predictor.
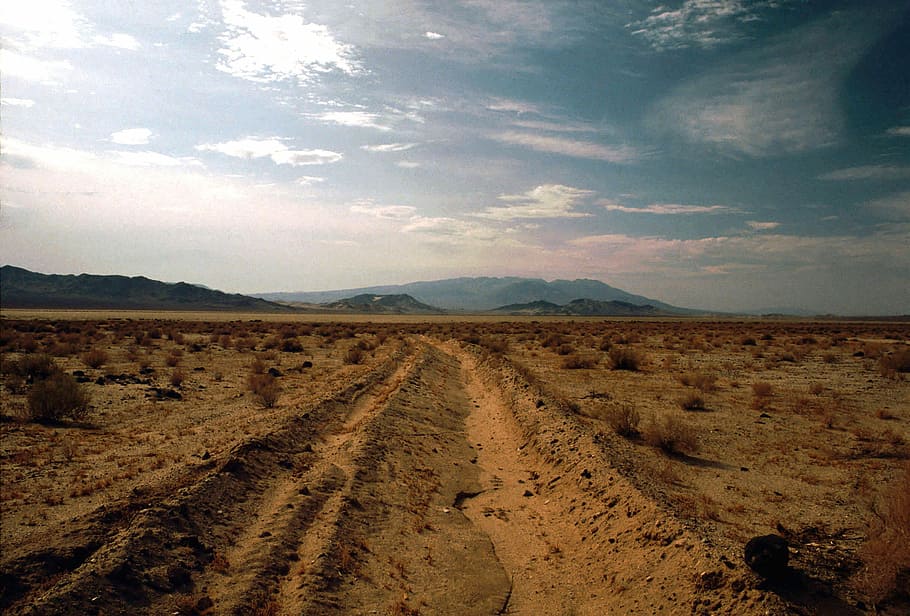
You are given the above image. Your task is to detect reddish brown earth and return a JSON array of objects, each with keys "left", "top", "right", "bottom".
[{"left": 1, "top": 317, "right": 908, "bottom": 614}]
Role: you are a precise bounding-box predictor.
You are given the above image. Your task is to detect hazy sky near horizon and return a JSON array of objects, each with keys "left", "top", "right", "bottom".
[{"left": 1, "top": 0, "right": 908, "bottom": 314}]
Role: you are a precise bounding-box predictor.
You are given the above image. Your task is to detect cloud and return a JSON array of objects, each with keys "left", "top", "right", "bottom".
[
  {"left": 491, "top": 131, "right": 638, "bottom": 163},
  {"left": 424, "top": 31, "right": 445, "bottom": 40},
  {"left": 195, "top": 138, "right": 342, "bottom": 166},
  {"left": 886, "top": 126, "right": 910, "bottom": 137},
  {"left": 312, "top": 111, "right": 389, "bottom": 131},
  {"left": 602, "top": 202, "right": 732, "bottom": 215},
  {"left": 108, "top": 151, "right": 202, "bottom": 167},
  {"left": 0, "top": 49, "right": 72, "bottom": 83},
  {"left": 361, "top": 143, "right": 417, "bottom": 153},
  {"left": 296, "top": 176, "right": 325, "bottom": 186},
  {"left": 864, "top": 191, "right": 910, "bottom": 221},
  {"left": 628, "top": 0, "right": 789, "bottom": 50},
  {"left": 110, "top": 128, "right": 153, "bottom": 145},
  {"left": 397, "top": 161, "right": 421, "bottom": 169},
  {"left": 1, "top": 98, "right": 35, "bottom": 108},
  {"left": 216, "top": 0, "right": 359, "bottom": 83},
  {"left": 477, "top": 184, "right": 594, "bottom": 220},
  {"left": 646, "top": 8, "right": 894, "bottom": 156},
  {"left": 93, "top": 33, "right": 140, "bottom": 50},
  {"left": 350, "top": 203, "right": 417, "bottom": 220},
  {"left": 746, "top": 221, "right": 780, "bottom": 231},
  {"left": 818, "top": 165, "right": 910, "bottom": 181},
  {"left": 0, "top": 0, "right": 88, "bottom": 49}
]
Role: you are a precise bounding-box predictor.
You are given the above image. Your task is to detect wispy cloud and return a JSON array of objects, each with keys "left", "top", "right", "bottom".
[
  {"left": 746, "top": 221, "right": 780, "bottom": 231},
  {"left": 396, "top": 161, "right": 421, "bottom": 169},
  {"left": 1, "top": 98, "right": 35, "bottom": 108},
  {"left": 602, "top": 202, "right": 733, "bottom": 215},
  {"left": 864, "top": 191, "right": 910, "bottom": 221},
  {"left": 886, "top": 126, "right": 910, "bottom": 137},
  {"left": 350, "top": 202, "right": 417, "bottom": 220},
  {"left": 215, "top": 0, "right": 359, "bottom": 83},
  {"left": 628, "top": 0, "right": 790, "bottom": 50},
  {"left": 424, "top": 31, "right": 445, "bottom": 40},
  {"left": 108, "top": 151, "right": 202, "bottom": 167},
  {"left": 312, "top": 111, "right": 390, "bottom": 131},
  {"left": 477, "top": 184, "right": 594, "bottom": 220},
  {"left": 491, "top": 131, "right": 637, "bottom": 163},
  {"left": 0, "top": 0, "right": 89, "bottom": 49},
  {"left": 110, "top": 128, "right": 153, "bottom": 146},
  {"left": 195, "top": 137, "right": 342, "bottom": 166},
  {"left": 360, "top": 143, "right": 417, "bottom": 153},
  {"left": 646, "top": 8, "right": 895, "bottom": 156},
  {"left": 0, "top": 49, "right": 72, "bottom": 83},
  {"left": 818, "top": 165, "right": 910, "bottom": 181},
  {"left": 93, "top": 33, "right": 140, "bottom": 50}
]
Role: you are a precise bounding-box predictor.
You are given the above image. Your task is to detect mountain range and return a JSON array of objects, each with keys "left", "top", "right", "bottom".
[
  {"left": 258, "top": 276, "right": 694, "bottom": 313},
  {"left": 0, "top": 265, "right": 290, "bottom": 312}
]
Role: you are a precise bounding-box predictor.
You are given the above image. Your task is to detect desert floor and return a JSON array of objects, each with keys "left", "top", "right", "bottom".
[{"left": 1, "top": 315, "right": 908, "bottom": 615}]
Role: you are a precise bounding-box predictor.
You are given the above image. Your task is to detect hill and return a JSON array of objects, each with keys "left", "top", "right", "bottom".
[
  {"left": 320, "top": 294, "right": 444, "bottom": 314},
  {"left": 492, "top": 298, "right": 665, "bottom": 316},
  {"left": 259, "top": 276, "right": 696, "bottom": 313},
  {"left": 0, "top": 265, "right": 291, "bottom": 312}
]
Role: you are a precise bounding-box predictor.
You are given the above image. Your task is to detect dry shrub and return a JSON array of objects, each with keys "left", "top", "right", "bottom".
[
  {"left": 604, "top": 403, "right": 641, "bottom": 438},
  {"left": 248, "top": 373, "right": 281, "bottom": 408},
  {"left": 561, "top": 354, "right": 597, "bottom": 369},
  {"left": 678, "top": 372, "right": 717, "bottom": 392},
  {"left": 14, "top": 353, "right": 58, "bottom": 381},
  {"left": 645, "top": 412, "right": 699, "bottom": 455},
  {"left": 608, "top": 347, "right": 644, "bottom": 371},
  {"left": 27, "top": 373, "right": 91, "bottom": 423},
  {"left": 165, "top": 351, "right": 182, "bottom": 367},
  {"left": 249, "top": 358, "right": 266, "bottom": 374},
  {"left": 678, "top": 391, "right": 706, "bottom": 411},
  {"left": 481, "top": 336, "right": 509, "bottom": 354},
  {"left": 752, "top": 381, "right": 773, "bottom": 398},
  {"left": 855, "top": 462, "right": 910, "bottom": 606},
  {"left": 880, "top": 349, "right": 910, "bottom": 379},
  {"left": 170, "top": 368, "right": 186, "bottom": 388},
  {"left": 281, "top": 338, "right": 304, "bottom": 353},
  {"left": 81, "top": 348, "right": 109, "bottom": 369},
  {"left": 344, "top": 346, "right": 364, "bottom": 365},
  {"left": 556, "top": 343, "right": 575, "bottom": 356}
]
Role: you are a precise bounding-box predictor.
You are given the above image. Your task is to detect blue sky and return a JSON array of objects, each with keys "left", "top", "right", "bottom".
[{"left": 1, "top": 0, "right": 908, "bottom": 314}]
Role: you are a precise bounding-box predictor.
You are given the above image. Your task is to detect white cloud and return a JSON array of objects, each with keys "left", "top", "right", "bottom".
[
  {"left": 110, "top": 128, "right": 153, "bottom": 146},
  {"left": 886, "top": 126, "right": 910, "bottom": 137},
  {"left": 477, "top": 184, "right": 594, "bottom": 220},
  {"left": 350, "top": 203, "right": 417, "bottom": 220},
  {"left": 195, "top": 137, "right": 343, "bottom": 166},
  {"left": 0, "top": 0, "right": 88, "bottom": 49},
  {"left": 818, "top": 165, "right": 910, "bottom": 181},
  {"left": 108, "top": 151, "right": 202, "bottom": 167},
  {"left": 491, "top": 131, "right": 638, "bottom": 163},
  {"left": 746, "top": 221, "right": 780, "bottom": 231},
  {"left": 0, "top": 49, "right": 73, "bottom": 83},
  {"left": 93, "top": 33, "right": 140, "bottom": 50},
  {"left": 397, "top": 161, "right": 421, "bottom": 169},
  {"left": 646, "top": 9, "right": 891, "bottom": 156},
  {"left": 1, "top": 98, "right": 35, "bottom": 107},
  {"left": 424, "top": 31, "right": 445, "bottom": 40},
  {"left": 629, "top": 0, "right": 789, "bottom": 50},
  {"left": 216, "top": 0, "right": 359, "bottom": 83},
  {"left": 603, "top": 202, "right": 732, "bottom": 215},
  {"left": 361, "top": 143, "right": 417, "bottom": 153},
  {"left": 487, "top": 98, "right": 542, "bottom": 115},
  {"left": 296, "top": 176, "right": 325, "bottom": 186},
  {"left": 313, "top": 111, "right": 389, "bottom": 131}
]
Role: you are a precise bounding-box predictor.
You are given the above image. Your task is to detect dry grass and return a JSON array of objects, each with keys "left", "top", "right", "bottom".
[
  {"left": 855, "top": 462, "right": 910, "bottom": 606},
  {"left": 645, "top": 412, "right": 699, "bottom": 456},
  {"left": 608, "top": 347, "right": 644, "bottom": 371},
  {"left": 27, "top": 372, "right": 91, "bottom": 423}
]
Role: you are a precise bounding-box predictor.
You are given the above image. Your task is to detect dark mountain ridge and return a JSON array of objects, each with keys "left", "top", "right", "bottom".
[
  {"left": 320, "top": 294, "right": 444, "bottom": 314},
  {"left": 0, "top": 266, "right": 290, "bottom": 312},
  {"left": 492, "top": 298, "right": 665, "bottom": 316}
]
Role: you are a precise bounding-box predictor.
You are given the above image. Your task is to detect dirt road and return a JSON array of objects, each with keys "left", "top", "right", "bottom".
[{"left": 1, "top": 336, "right": 784, "bottom": 615}]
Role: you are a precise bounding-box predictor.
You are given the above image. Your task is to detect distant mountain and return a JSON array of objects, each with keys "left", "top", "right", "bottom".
[
  {"left": 0, "top": 265, "right": 291, "bottom": 312},
  {"left": 492, "top": 298, "right": 665, "bottom": 316},
  {"left": 259, "top": 276, "right": 696, "bottom": 313},
  {"left": 320, "top": 294, "right": 444, "bottom": 314}
]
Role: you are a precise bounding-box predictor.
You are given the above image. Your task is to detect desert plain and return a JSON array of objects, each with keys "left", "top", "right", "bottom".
[{"left": 1, "top": 313, "right": 908, "bottom": 615}]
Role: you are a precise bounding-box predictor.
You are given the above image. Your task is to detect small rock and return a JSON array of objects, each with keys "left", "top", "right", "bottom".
[{"left": 523, "top": 490, "right": 534, "bottom": 497}]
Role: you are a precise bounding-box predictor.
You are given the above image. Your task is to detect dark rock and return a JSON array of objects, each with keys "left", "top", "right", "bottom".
[
  {"left": 301, "top": 360, "right": 313, "bottom": 368},
  {"left": 581, "top": 469, "right": 592, "bottom": 479},
  {"left": 744, "top": 534, "right": 789, "bottom": 578},
  {"left": 268, "top": 367, "right": 282, "bottom": 377},
  {"left": 195, "top": 596, "right": 214, "bottom": 612}
]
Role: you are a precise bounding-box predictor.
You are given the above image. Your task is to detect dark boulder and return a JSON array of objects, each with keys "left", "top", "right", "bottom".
[{"left": 744, "top": 534, "right": 789, "bottom": 578}]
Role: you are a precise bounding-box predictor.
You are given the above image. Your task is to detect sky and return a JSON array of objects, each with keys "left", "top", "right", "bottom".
[{"left": 1, "top": 0, "right": 909, "bottom": 314}]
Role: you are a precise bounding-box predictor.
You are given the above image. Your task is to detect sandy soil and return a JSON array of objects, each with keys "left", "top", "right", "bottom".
[{"left": 1, "top": 317, "right": 907, "bottom": 615}]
